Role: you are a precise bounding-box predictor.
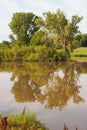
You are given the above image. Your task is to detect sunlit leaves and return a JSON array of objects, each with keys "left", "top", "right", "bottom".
[{"left": 9, "top": 12, "right": 38, "bottom": 44}]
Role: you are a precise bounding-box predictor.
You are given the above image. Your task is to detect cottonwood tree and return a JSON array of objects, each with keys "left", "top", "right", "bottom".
[
  {"left": 35, "top": 9, "right": 83, "bottom": 55},
  {"left": 9, "top": 12, "right": 38, "bottom": 44}
]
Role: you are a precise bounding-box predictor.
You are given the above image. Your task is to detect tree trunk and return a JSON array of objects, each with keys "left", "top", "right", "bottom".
[{"left": 63, "top": 41, "right": 67, "bottom": 54}]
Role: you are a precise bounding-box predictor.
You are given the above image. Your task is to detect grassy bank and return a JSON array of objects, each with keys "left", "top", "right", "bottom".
[
  {"left": 0, "top": 112, "right": 49, "bottom": 130},
  {"left": 70, "top": 47, "right": 87, "bottom": 62}
]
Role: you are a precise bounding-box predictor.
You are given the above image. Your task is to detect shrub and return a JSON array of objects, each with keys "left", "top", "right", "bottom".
[{"left": 0, "top": 113, "right": 49, "bottom": 130}]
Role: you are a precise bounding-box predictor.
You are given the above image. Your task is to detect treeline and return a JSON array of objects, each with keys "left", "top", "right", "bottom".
[
  {"left": 0, "top": 45, "right": 67, "bottom": 61},
  {"left": 0, "top": 9, "right": 87, "bottom": 61}
]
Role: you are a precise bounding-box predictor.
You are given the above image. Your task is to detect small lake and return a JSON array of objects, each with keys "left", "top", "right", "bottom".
[{"left": 0, "top": 61, "right": 87, "bottom": 130}]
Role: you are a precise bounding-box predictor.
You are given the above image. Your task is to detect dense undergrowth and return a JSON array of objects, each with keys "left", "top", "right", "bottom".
[
  {"left": 0, "top": 45, "right": 68, "bottom": 62},
  {"left": 0, "top": 112, "right": 49, "bottom": 130}
]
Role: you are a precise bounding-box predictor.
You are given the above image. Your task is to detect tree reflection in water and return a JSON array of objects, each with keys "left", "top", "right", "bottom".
[
  {"left": 41, "top": 62, "right": 84, "bottom": 110},
  {"left": 0, "top": 62, "right": 85, "bottom": 110}
]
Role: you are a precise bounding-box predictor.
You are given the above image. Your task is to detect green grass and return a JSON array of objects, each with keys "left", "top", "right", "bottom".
[
  {"left": 70, "top": 47, "right": 87, "bottom": 62},
  {"left": 0, "top": 112, "right": 49, "bottom": 130}
]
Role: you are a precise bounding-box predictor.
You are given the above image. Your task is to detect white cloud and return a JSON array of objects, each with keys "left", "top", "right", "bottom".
[{"left": 0, "top": 0, "right": 87, "bottom": 42}]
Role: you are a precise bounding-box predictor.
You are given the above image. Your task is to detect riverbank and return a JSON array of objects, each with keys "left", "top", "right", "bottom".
[
  {"left": 0, "top": 112, "right": 49, "bottom": 130},
  {"left": 0, "top": 46, "right": 87, "bottom": 62},
  {"left": 70, "top": 47, "right": 87, "bottom": 62}
]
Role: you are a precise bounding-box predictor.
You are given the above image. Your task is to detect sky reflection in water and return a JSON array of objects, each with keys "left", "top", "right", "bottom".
[{"left": 0, "top": 62, "right": 87, "bottom": 130}]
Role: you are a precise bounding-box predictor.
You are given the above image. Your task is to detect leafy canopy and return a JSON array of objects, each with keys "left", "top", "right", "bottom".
[
  {"left": 35, "top": 9, "right": 83, "bottom": 54},
  {"left": 9, "top": 12, "right": 38, "bottom": 44}
]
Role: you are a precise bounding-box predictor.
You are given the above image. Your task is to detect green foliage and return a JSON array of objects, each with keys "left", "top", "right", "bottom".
[
  {"left": 0, "top": 113, "right": 48, "bottom": 130},
  {"left": 0, "top": 9, "right": 83, "bottom": 61},
  {"left": 9, "top": 12, "right": 38, "bottom": 44},
  {"left": 11, "top": 40, "right": 26, "bottom": 48},
  {"left": 9, "top": 34, "right": 15, "bottom": 42},
  {"left": 0, "top": 114, "right": 2, "bottom": 118},
  {"left": 30, "top": 30, "right": 45, "bottom": 46},
  {"left": 35, "top": 9, "right": 83, "bottom": 54},
  {"left": 0, "top": 45, "right": 68, "bottom": 61},
  {"left": 53, "top": 50, "right": 68, "bottom": 61},
  {"left": 80, "top": 33, "right": 87, "bottom": 47},
  {"left": 0, "top": 41, "right": 10, "bottom": 50},
  {"left": 8, "top": 113, "right": 36, "bottom": 126}
]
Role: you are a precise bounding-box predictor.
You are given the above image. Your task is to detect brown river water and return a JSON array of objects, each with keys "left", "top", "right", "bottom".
[{"left": 0, "top": 61, "right": 87, "bottom": 130}]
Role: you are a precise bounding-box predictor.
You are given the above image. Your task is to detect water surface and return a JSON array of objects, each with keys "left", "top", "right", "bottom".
[{"left": 0, "top": 62, "right": 87, "bottom": 130}]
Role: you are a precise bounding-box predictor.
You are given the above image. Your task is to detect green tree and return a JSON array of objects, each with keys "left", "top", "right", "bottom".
[
  {"left": 30, "top": 30, "right": 54, "bottom": 47},
  {"left": 30, "top": 30, "right": 45, "bottom": 46},
  {"left": 9, "top": 34, "right": 15, "bottom": 42},
  {"left": 9, "top": 12, "right": 38, "bottom": 44},
  {"left": 80, "top": 33, "right": 87, "bottom": 47},
  {"left": 35, "top": 9, "right": 83, "bottom": 55},
  {"left": 0, "top": 41, "right": 10, "bottom": 49}
]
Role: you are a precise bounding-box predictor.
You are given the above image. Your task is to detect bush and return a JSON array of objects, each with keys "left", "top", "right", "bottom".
[
  {"left": 0, "top": 113, "right": 49, "bottom": 130},
  {"left": 0, "top": 45, "right": 68, "bottom": 62},
  {"left": 30, "top": 31, "right": 45, "bottom": 46},
  {"left": 81, "top": 40, "right": 87, "bottom": 47}
]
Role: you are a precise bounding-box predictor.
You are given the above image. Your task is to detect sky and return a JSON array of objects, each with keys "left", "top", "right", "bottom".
[{"left": 0, "top": 0, "right": 87, "bottom": 42}]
